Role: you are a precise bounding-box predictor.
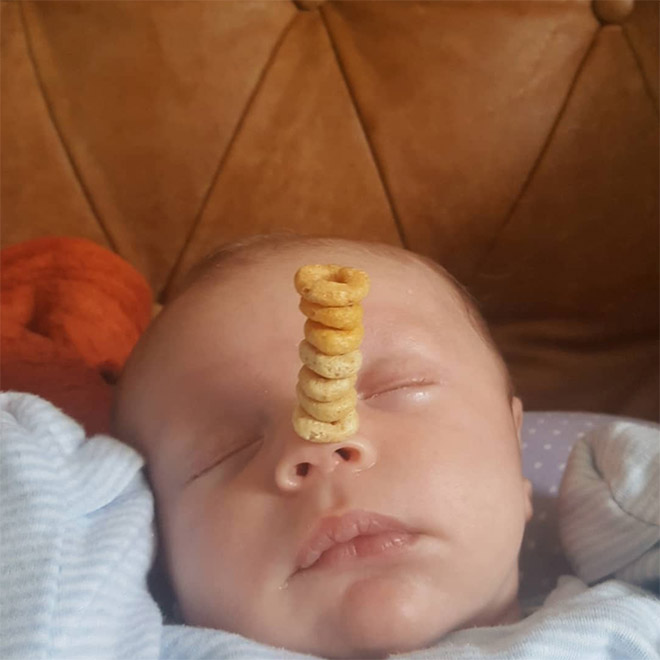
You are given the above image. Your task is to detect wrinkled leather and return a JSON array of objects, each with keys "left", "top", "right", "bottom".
[{"left": 2, "top": 0, "right": 658, "bottom": 420}]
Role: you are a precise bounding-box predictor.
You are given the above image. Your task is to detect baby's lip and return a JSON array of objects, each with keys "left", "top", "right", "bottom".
[{"left": 295, "top": 509, "right": 415, "bottom": 572}]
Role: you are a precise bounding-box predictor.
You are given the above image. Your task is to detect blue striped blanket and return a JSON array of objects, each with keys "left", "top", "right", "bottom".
[{"left": 1, "top": 392, "right": 658, "bottom": 659}]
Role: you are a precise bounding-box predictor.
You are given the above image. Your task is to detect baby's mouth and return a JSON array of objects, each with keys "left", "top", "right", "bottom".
[{"left": 295, "top": 510, "right": 418, "bottom": 573}]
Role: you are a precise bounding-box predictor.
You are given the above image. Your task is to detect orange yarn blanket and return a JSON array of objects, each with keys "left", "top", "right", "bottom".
[{"left": 1, "top": 237, "right": 152, "bottom": 435}]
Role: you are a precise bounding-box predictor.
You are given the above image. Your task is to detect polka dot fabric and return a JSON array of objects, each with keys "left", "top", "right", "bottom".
[{"left": 518, "top": 411, "right": 644, "bottom": 606}]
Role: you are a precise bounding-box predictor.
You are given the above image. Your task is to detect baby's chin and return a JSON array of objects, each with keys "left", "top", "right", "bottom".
[
  {"left": 310, "top": 573, "right": 457, "bottom": 659},
  {"left": 312, "top": 570, "right": 522, "bottom": 659}
]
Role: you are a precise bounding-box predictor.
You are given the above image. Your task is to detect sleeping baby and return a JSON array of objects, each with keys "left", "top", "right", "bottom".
[
  {"left": 2, "top": 233, "right": 658, "bottom": 658},
  {"left": 107, "top": 234, "right": 659, "bottom": 658}
]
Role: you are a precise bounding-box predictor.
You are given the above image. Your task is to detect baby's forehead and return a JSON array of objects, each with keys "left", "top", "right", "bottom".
[
  {"left": 172, "top": 248, "right": 475, "bottom": 368},
  {"left": 191, "top": 244, "right": 460, "bottom": 311}
]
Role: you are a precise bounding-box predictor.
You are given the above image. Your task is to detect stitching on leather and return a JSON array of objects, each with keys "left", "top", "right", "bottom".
[
  {"left": 622, "top": 24, "right": 659, "bottom": 115},
  {"left": 17, "top": 0, "right": 118, "bottom": 253},
  {"left": 466, "top": 26, "right": 601, "bottom": 288},
  {"left": 161, "top": 11, "right": 300, "bottom": 302},
  {"left": 320, "top": 7, "right": 407, "bottom": 249}
]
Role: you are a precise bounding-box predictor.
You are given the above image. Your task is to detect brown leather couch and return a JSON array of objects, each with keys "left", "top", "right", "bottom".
[{"left": 2, "top": 0, "right": 658, "bottom": 420}]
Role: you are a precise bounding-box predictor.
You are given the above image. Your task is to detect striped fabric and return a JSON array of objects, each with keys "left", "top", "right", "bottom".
[
  {"left": 2, "top": 392, "right": 659, "bottom": 659},
  {"left": 1, "top": 392, "right": 162, "bottom": 658},
  {"left": 559, "top": 421, "right": 659, "bottom": 589}
]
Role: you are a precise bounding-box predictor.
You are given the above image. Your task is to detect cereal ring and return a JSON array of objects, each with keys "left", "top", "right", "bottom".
[
  {"left": 292, "top": 406, "right": 359, "bottom": 443},
  {"left": 295, "top": 265, "right": 370, "bottom": 306},
  {"left": 299, "top": 299, "right": 363, "bottom": 330},
  {"left": 296, "top": 384, "right": 357, "bottom": 423},
  {"left": 299, "top": 341, "right": 362, "bottom": 378},
  {"left": 304, "top": 320, "right": 364, "bottom": 356},
  {"left": 297, "top": 366, "right": 357, "bottom": 402}
]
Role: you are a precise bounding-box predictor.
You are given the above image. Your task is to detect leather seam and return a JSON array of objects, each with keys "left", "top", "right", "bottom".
[
  {"left": 622, "top": 23, "right": 659, "bottom": 115},
  {"left": 320, "top": 6, "right": 407, "bottom": 249},
  {"left": 161, "top": 10, "right": 300, "bottom": 302},
  {"left": 466, "top": 25, "right": 601, "bottom": 287},
  {"left": 17, "top": 0, "right": 118, "bottom": 252}
]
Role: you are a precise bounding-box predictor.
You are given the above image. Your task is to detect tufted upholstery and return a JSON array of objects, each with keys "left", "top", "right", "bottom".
[{"left": 2, "top": 0, "right": 658, "bottom": 420}]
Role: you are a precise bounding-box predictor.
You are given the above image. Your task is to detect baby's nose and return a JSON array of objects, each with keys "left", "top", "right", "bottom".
[{"left": 274, "top": 434, "right": 376, "bottom": 492}]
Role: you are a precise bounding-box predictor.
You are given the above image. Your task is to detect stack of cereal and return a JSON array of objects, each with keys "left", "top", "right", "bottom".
[{"left": 292, "top": 265, "right": 370, "bottom": 443}]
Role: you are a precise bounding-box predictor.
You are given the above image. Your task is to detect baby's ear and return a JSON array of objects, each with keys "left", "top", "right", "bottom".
[
  {"left": 511, "top": 396, "right": 523, "bottom": 446},
  {"left": 511, "top": 397, "right": 533, "bottom": 521},
  {"left": 523, "top": 478, "right": 533, "bottom": 522}
]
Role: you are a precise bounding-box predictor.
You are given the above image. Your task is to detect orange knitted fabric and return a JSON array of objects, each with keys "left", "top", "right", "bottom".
[{"left": 1, "top": 237, "right": 152, "bottom": 435}]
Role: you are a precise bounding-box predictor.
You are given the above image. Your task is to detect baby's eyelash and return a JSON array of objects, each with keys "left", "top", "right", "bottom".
[
  {"left": 187, "top": 438, "right": 262, "bottom": 484},
  {"left": 361, "top": 379, "right": 435, "bottom": 400}
]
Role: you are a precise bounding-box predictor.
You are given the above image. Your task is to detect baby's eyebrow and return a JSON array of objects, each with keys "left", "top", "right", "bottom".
[
  {"left": 363, "top": 333, "right": 446, "bottom": 366},
  {"left": 182, "top": 395, "right": 270, "bottom": 458},
  {"left": 358, "top": 350, "right": 450, "bottom": 386}
]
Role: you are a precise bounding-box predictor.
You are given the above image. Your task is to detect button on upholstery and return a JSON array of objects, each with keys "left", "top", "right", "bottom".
[
  {"left": 294, "top": 0, "right": 325, "bottom": 10},
  {"left": 592, "top": 0, "right": 635, "bottom": 24}
]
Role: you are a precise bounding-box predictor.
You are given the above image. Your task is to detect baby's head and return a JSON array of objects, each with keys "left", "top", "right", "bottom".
[{"left": 114, "top": 235, "right": 532, "bottom": 658}]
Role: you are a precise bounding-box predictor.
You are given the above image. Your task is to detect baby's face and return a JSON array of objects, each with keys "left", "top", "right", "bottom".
[{"left": 119, "top": 247, "right": 532, "bottom": 658}]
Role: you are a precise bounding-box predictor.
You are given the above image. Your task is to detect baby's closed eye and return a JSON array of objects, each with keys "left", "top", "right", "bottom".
[
  {"left": 187, "top": 434, "right": 263, "bottom": 484},
  {"left": 360, "top": 378, "right": 441, "bottom": 411}
]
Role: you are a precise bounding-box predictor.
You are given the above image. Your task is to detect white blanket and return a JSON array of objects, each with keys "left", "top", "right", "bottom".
[{"left": 1, "top": 392, "right": 659, "bottom": 659}]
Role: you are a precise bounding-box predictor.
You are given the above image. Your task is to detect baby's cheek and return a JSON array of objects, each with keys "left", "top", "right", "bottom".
[
  {"left": 371, "top": 409, "right": 521, "bottom": 530},
  {"left": 160, "top": 493, "right": 245, "bottom": 625},
  {"left": 171, "top": 482, "right": 305, "bottom": 628}
]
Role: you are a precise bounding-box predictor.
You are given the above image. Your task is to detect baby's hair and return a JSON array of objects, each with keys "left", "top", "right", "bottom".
[{"left": 175, "top": 233, "right": 514, "bottom": 400}]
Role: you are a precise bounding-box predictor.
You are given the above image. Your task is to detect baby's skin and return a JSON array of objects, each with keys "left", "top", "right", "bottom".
[{"left": 115, "top": 241, "right": 533, "bottom": 658}]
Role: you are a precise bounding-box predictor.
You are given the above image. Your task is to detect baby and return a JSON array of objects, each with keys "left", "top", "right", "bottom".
[{"left": 113, "top": 234, "right": 534, "bottom": 658}]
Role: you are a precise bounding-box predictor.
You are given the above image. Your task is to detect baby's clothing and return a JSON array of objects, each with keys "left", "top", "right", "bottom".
[{"left": 1, "top": 392, "right": 658, "bottom": 659}]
